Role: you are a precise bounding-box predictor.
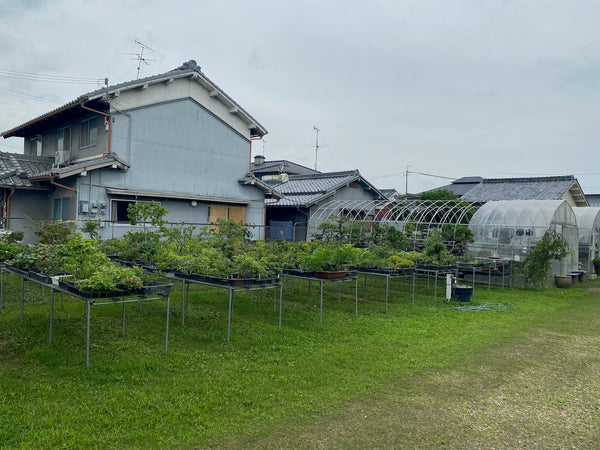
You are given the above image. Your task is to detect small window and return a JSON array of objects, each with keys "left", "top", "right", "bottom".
[
  {"left": 53, "top": 198, "right": 70, "bottom": 220},
  {"left": 80, "top": 118, "right": 98, "bottom": 148},
  {"left": 58, "top": 127, "right": 71, "bottom": 151},
  {"left": 111, "top": 199, "right": 155, "bottom": 223},
  {"left": 31, "top": 135, "right": 42, "bottom": 156}
]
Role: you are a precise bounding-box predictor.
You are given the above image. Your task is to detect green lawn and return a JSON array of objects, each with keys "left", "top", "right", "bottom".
[{"left": 0, "top": 272, "right": 594, "bottom": 448}]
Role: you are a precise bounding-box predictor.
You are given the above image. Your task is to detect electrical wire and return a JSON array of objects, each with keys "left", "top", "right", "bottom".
[{"left": 0, "top": 68, "right": 103, "bottom": 85}]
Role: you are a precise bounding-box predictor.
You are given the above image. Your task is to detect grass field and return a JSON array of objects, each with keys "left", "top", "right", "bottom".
[{"left": 1, "top": 272, "right": 598, "bottom": 448}]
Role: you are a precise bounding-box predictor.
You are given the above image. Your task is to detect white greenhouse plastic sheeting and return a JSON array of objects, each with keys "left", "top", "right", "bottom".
[
  {"left": 572, "top": 207, "right": 600, "bottom": 273},
  {"left": 468, "top": 199, "right": 578, "bottom": 275}
]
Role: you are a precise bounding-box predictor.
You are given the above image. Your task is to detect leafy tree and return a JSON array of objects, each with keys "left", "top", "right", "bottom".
[
  {"left": 522, "top": 230, "right": 570, "bottom": 286},
  {"left": 128, "top": 201, "right": 169, "bottom": 235},
  {"left": 419, "top": 189, "right": 457, "bottom": 201}
]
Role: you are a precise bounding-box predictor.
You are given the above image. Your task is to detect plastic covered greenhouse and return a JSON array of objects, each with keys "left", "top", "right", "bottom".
[
  {"left": 468, "top": 199, "right": 578, "bottom": 275},
  {"left": 572, "top": 207, "right": 600, "bottom": 273}
]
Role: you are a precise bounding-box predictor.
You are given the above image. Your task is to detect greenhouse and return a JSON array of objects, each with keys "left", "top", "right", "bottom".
[
  {"left": 572, "top": 207, "right": 600, "bottom": 273},
  {"left": 467, "top": 199, "right": 579, "bottom": 275},
  {"left": 307, "top": 199, "right": 475, "bottom": 241}
]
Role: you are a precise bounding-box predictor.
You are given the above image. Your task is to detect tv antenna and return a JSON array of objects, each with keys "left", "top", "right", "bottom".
[
  {"left": 313, "top": 125, "right": 321, "bottom": 171},
  {"left": 132, "top": 39, "right": 156, "bottom": 79}
]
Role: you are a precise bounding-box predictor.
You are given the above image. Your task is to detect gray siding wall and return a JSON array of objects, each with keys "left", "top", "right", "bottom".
[
  {"left": 9, "top": 190, "right": 51, "bottom": 243},
  {"left": 74, "top": 98, "right": 265, "bottom": 232}
]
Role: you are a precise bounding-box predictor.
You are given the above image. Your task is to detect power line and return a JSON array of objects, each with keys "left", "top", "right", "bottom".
[
  {"left": 0, "top": 68, "right": 103, "bottom": 84},
  {"left": 0, "top": 88, "right": 61, "bottom": 104}
]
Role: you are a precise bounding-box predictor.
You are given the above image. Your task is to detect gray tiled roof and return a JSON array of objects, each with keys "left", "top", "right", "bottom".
[
  {"left": 270, "top": 170, "right": 384, "bottom": 207},
  {"left": 586, "top": 194, "right": 600, "bottom": 207},
  {"left": 251, "top": 159, "right": 319, "bottom": 177},
  {"left": 0, "top": 152, "right": 53, "bottom": 188},
  {"left": 461, "top": 176, "right": 577, "bottom": 202},
  {"left": 275, "top": 171, "right": 359, "bottom": 195},
  {"left": 2, "top": 60, "right": 267, "bottom": 139},
  {"left": 428, "top": 176, "right": 483, "bottom": 197}
]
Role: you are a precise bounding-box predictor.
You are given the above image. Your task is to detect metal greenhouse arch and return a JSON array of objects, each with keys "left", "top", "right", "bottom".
[{"left": 307, "top": 199, "right": 476, "bottom": 241}]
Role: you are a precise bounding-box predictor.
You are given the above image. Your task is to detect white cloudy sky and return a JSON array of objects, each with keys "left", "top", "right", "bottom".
[{"left": 0, "top": 0, "right": 598, "bottom": 194}]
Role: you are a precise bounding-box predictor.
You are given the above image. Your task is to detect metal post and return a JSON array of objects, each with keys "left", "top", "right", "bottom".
[
  {"left": 85, "top": 300, "right": 91, "bottom": 368},
  {"left": 434, "top": 271, "right": 438, "bottom": 299},
  {"left": 227, "top": 288, "right": 233, "bottom": 342},
  {"left": 385, "top": 275, "right": 390, "bottom": 313},
  {"left": 472, "top": 267, "right": 475, "bottom": 292},
  {"left": 273, "top": 286, "right": 276, "bottom": 313},
  {"left": 20, "top": 278, "right": 24, "bottom": 326},
  {"left": 122, "top": 301, "right": 126, "bottom": 337},
  {"left": 49, "top": 290, "right": 54, "bottom": 345},
  {"left": 319, "top": 280, "right": 324, "bottom": 323},
  {"left": 165, "top": 295, "right": 170, "bottom": 353},
  {"left": 412, "top": 272, "right": 416, "bottom": 306},
  {"left": 363, "top": 273, "right": 368, "bottom": 301},
  {"left": 355, "top": 278, "right": 358, "bottom": 316},
  {"left": 181, "top": 280, "right": 186, "bottom": 327},
  {"left": 278, "top": 285, "right": 282, "bottom": 331}
]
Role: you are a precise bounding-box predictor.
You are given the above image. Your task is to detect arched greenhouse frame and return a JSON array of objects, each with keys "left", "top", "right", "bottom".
[{"left": 307, "top": 199, "right": 477, "bottom": 245}]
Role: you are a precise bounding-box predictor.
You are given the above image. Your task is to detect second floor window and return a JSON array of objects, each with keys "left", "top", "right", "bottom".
[
  {"left": 57, "top": 127, "right": 71, "bottom": 151},
  {"left": 80, "top": 118, "right": 98, "bottom": 148}
]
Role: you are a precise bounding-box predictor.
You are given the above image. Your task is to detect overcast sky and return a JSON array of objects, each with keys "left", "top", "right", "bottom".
[{"left": 0, "top": 0, "right": 598, "bottom": 194}]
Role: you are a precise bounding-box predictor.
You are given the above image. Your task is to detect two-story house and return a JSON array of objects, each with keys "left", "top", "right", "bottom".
[{"left": 1, "top": 60, "right": 277, "bottom": 240}]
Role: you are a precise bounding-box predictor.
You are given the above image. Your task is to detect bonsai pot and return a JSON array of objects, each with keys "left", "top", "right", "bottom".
[
  {"left": 554, "top": 275, "right": 572, "bottom": 288},
  {"left": 313, "top": 270, "right": 347, "bottom": 279}
]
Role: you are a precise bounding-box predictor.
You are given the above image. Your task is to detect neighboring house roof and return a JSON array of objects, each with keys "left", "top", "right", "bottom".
[
  {"left": 379, "top": 188, "right": 399, "bottom": 200},
  {"left": 461, "top": 175, "right": 588, "bottom": 206},
  {"left": 268, "top": 170, "right": 385, "bottom": 207},
  {"left": 2, "top": 60, "right": 267, "bottom": 139},
  {"left": 0, "top": 152, "right": 53, "bottom": 189},
  {"left": 428, "top": 176, "right": 483, "bottom": 197},
  {"left": 251, "top": 159, "right": 320, "bottom": 177},
  {"left": 585, "top": 194, "right": 600, "bottom": 207}
]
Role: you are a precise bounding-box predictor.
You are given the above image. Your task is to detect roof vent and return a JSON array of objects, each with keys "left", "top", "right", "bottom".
[{"left": 254, "top": 155, "right": 266, "bottom": 165}]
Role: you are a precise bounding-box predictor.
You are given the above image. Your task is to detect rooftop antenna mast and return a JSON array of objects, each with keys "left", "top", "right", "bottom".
[
  {"left": 313, "top": 125, "right": 321, "bottom": 171},
  {"left": 133, "top": 39, "right": 155, "bottom": 79}
]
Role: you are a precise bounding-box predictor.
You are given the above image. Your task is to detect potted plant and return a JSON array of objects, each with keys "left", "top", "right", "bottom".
[{"left": 299, "top": 244, "right": 359, "bottom": 279}]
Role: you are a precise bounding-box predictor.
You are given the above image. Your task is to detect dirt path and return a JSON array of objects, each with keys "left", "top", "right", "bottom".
[{"left": 228, "top": 294, "right": 600, "bottom": 449}]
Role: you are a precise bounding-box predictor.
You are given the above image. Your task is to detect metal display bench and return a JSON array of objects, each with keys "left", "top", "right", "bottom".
[
  {"left": 413, "top": 265, "right": 456, "bottom": 300},
  {"left": 281, "top": 271, "right": 359, "bottom": 322},
  {"left": 165, "top": 273, "right": 283, "bottom": 342},
  {"left": 354, "top": 268, "right": 415, "bottom": 311},
  {"left": 0, "top": 265, "right": 172, "bottom": 368}
]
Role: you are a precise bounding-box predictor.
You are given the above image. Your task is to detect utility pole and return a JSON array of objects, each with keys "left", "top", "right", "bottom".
[
  {"left": 313, "top": 125, "right": 321, "bottom": 171},
  {"left": 405, "top": 165, "right": 410, "bottom": 195}
]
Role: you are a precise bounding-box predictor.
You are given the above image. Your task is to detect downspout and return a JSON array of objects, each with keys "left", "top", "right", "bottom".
[
  {"left": 80, "top": 102, "right": 112, "bottom": 156},
  {"left": 4, "top": 188, "right": 15, "bottom": 229}
]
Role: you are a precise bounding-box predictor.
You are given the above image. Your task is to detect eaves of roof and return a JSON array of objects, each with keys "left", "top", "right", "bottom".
[
  {"left": 2, "top": 60, "right": 267, "bottom": 139},
  {"left": 30, "top": 154, "right": 129, "bottom": 180}
]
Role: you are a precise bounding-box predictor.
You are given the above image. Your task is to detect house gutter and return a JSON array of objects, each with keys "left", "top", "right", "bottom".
[
  {"left": 80, "top": 102, "right": 112, "bottom": 156},
  {"left": 51, "top": 180, "right": 77, "bottom": 193}
]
